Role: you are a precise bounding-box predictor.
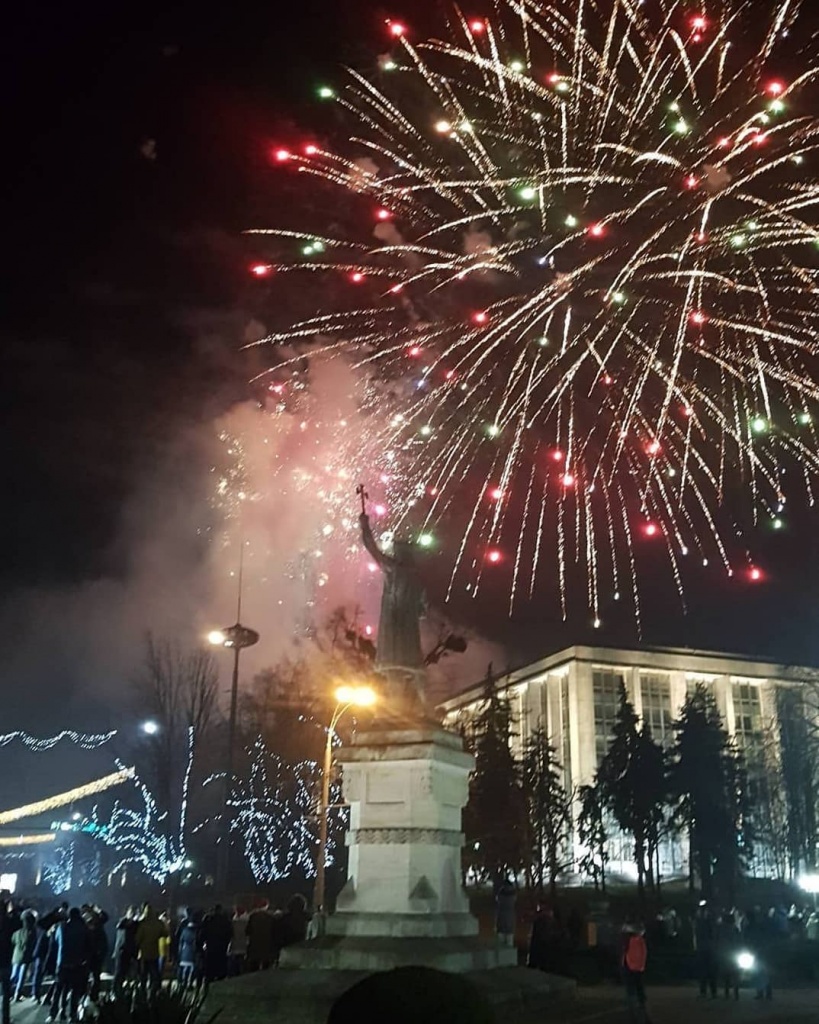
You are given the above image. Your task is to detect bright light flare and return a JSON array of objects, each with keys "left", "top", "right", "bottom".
[{"left": 334, "top": 685, "right": 377, "bottom": 707}]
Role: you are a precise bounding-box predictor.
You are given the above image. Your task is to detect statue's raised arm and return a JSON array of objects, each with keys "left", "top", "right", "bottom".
[
  {"left": 359, "top": 511, "right": 395, "bottom": 569},
  {"left": 357, "top": 482, "right": 395, "bottom": 569}
]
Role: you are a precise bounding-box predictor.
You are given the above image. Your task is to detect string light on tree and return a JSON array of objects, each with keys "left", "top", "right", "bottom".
[
  {"left": 80, "top": 730, "right": 195, "bottom": 884},
  {"left": 197, "top": 737, "right": 343, "bottom": 885},
  {"left": 0, "top": 731, "right": 117, "bottom": 752}
]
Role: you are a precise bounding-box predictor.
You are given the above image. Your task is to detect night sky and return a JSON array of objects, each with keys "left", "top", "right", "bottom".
[{"left": 4, "top": 0, "right": 819, "bottom": 806}]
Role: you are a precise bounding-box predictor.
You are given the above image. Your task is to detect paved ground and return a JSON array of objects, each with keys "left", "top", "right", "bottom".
[
  {"left": 9, "top": 984, "right": 818, "bottom": 1024},
  {"left": 539, "top": 986, "right": 819, "bottom": 1023}
]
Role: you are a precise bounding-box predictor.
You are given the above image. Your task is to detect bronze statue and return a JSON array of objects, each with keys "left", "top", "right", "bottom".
[{"left": 357, "top": 484, "right": 426, "bottom": 705}]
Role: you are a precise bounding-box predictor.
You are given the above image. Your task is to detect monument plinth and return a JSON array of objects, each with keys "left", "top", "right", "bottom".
[
  {"left": 282, "top": 723, "right": 516, "bottom": 971},
  {"left": 329, "top": 724, "right": 476, "bottom": 938}
]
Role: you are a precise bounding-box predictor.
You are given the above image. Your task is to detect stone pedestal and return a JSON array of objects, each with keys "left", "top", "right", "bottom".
[{"left": 282, "top": 723, "right": 516, "bottom": 971}]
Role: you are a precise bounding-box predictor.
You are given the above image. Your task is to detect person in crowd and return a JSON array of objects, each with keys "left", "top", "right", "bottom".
[
  {"left": 245, "top": 900, "right": 276, "bottom": 971},
  {"left": 112, "top": 907, "right": 139, "bottom": 997},
  {"left": 281, "top": 895, "right": 310, "bottom": 950},
  {"left": 693, "top": 902, "right": 717, "bottom": 999},
  {"left": 11, "top": 911, "right": 36, "bottom": 1002},
  {"left": 527, "top": 904, "right": 561, "bottom": 972},
  {"left": 621, "top": 920, "right": 650, "bottom": 1024},
  {"left": 200, "top": 905, "right": 232, "bottom": 983},
  {"left": 229, "top": 907, "right": 248, "bottom": 976},
  {"left": 39, "top": 924, "right": 60, "bottom": 1009},
  {"left": 746, "top": 911, "right": 774, "bottom": 1002},
  {"left": 158, "top": 912, "right": 171, "bottom": 977},
  {"left": 566, "top": 906, "right": 585, "bottom": 950},
  {"left": 665, "top": 908, "right": 680, "bottom": 941},
  {"left": 0, "top": 900, "right": 22, "bottom": 1024},
  {"left": 715, "top": 910, "right": 741, "bottom": 1001},
  {"left": 134, "top": 904, "right": 168, "bottom": 996},
  {"left": 27, "top": 921, "right": 52, "bottom": 1003},
  {"left": 270, "top": 906, "right": 286, "bottom": 967},
  {"left": 174, "top": 909, "right": 199, "bottom": 989},
  {"left": 47, "top": 908, "right": 89, "bottom": 1024},
  {"left": 495, "top": 880, "right": 516, "bottom": 948},
  {"left": 83, "top": 906, "right": 109, "bottom": 1005},
  {"left": 38, "top": 905, "right": 68, "bottom": 934}
]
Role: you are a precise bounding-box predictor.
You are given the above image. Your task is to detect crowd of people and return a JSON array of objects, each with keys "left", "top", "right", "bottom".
[
  {"left": 496, "top": 885, "right": 819, "bottom": 1023},
  {"left": 0, "top": 893, "right": 312, "bottom": 1024},
  {"left": 691, "top": 902, "right": 783, "bottom": 1002}
]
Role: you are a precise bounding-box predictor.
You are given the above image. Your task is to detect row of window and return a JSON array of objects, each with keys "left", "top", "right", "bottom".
[{"left": 592, "top": 669, "right": 763, "bottom": 765}]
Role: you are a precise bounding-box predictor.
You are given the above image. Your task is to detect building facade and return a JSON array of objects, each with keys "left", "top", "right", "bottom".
[{"left": 440, "top": 644, "right": 816, "bottom": 878}]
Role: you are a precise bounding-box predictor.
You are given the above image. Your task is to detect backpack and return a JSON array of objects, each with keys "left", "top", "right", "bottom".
[{"left": 625, "top": 933, "right": 647, "bottom": 972}]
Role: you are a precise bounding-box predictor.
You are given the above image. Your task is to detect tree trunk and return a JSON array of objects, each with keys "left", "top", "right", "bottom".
[
  {"left": 688, "top": 831, "right": 695, "bottom": 892},
  {"left": 655, "top": 843, "right": 662, "bottom": 897},
  {"left": 636, "top": 839, "right": 645, "bottom": 903},
  {"left": 698, "top": 845, "right": 712, "bottom": 901}
]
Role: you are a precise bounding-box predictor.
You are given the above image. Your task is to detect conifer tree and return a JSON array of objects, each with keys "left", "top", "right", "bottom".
[
  {"left": 597, "top": 684, "right": 668, "bottom": 899},
  {"left": 670, "top": 684, "right": 750, "bottom": 901},
  {"left": 577, "top": 780, "right": 608, "bottom": 892},
  {"left": 463, "top": 666, "right": 528, "bottom": 884},
  {"left": 521, "top": 726, "right": 573, "bottom": 900}
]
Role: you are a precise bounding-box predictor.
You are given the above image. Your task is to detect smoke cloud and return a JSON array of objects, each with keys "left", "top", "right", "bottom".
[{"left": 0, "top": 341, "right": 505, "bottom": 748}]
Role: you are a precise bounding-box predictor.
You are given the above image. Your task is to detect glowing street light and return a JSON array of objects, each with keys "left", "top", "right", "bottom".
[
  {"left": 208, "top": 621, "right": 260, "bottom": 890},
  {"left": 314, "top": 685, "right": 377, "bottom": 929},
  {"left": 140, "top": 720, "right": 160, "bottom": 736}
]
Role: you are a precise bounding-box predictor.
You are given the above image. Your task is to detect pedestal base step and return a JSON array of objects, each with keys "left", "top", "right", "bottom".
[
  {"left": 280, "top": 934, "right": 517, "bottom": 972},
  {"left": 326, "top": 910, "right": 479, "bottom": 939},
  {"left": 205, "top": 964, "right": 575, "bottom": 1024}
]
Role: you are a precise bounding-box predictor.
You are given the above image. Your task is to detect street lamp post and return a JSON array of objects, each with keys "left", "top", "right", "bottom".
[
  {"left": 313, "top": 685, "right": 376, "bottom": 933},
  {"left": 208, "top": 623, "right": 259, "bottom": 892}
]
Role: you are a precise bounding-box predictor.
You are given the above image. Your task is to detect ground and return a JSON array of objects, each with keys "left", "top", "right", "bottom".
[
  {"left": 11, "top": 984, "right": 818, "bottom": 1024},
  {"left": 539, "top": 986, "right": 818, "bottom": 1023}
]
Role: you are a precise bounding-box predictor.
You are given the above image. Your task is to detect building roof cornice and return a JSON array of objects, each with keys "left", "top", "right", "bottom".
[{"left": 438, "top": 642, "right": 819, "bottom": 712}]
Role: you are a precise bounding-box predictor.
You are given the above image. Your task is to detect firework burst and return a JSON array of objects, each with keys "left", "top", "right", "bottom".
[{"left": 248, "top": 0, "right": 819, "bottom": 628}]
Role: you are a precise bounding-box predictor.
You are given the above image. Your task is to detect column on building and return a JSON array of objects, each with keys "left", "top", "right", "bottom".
[
  {"left": 545, "top": 668, "right": 572, "bottom": 794},
  {"left": 669, "top": 671, "right": 687, "bottom": 721},
  {"left": 714, "top": 674, "right": 733, "bottom": 732},
  {"left": 570, "top": 660, "right": 596, "bottom": 790}
]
